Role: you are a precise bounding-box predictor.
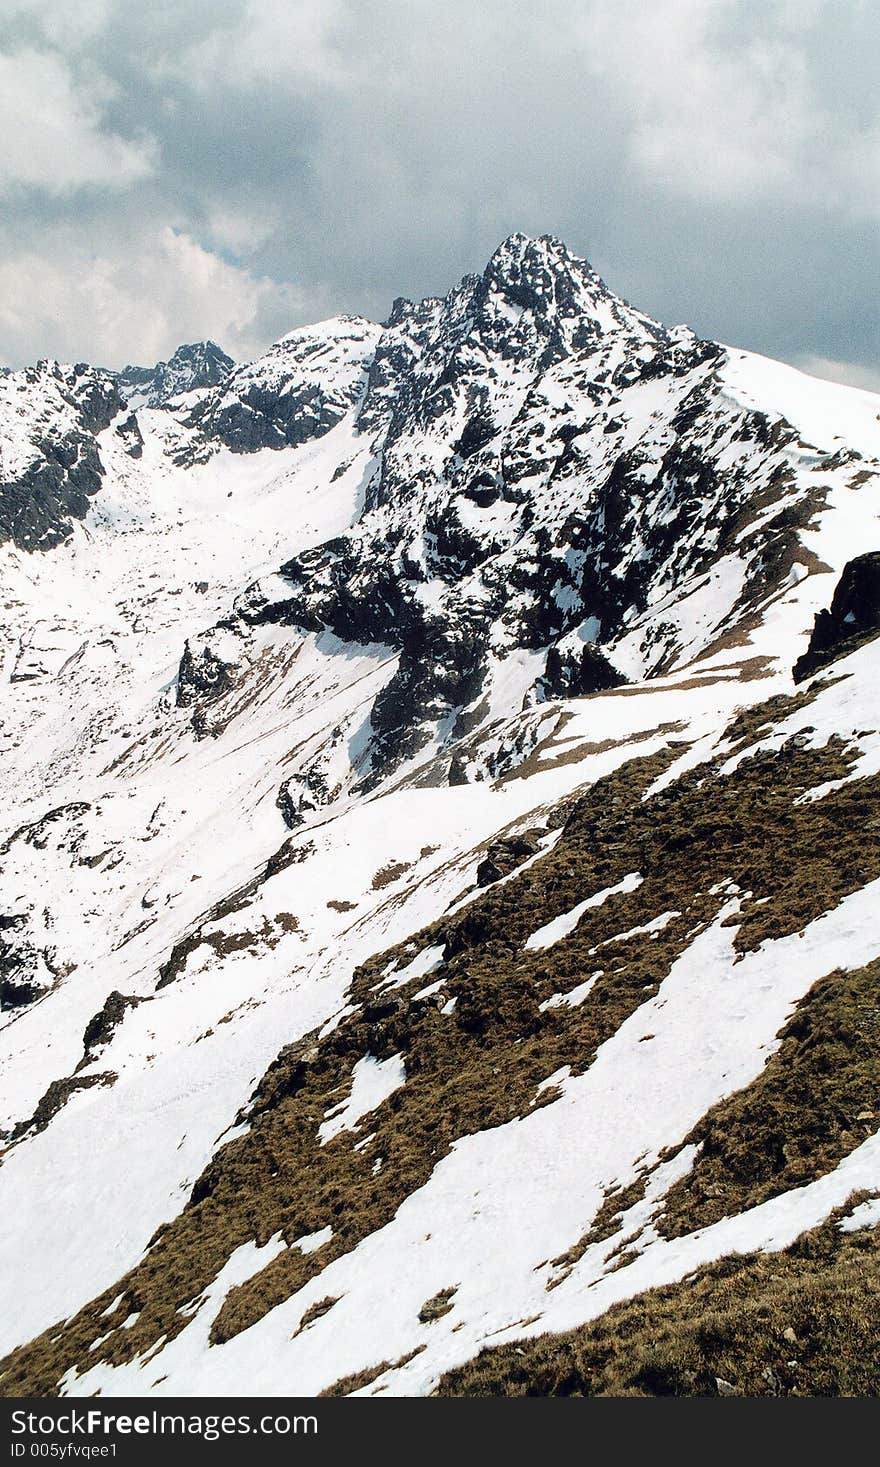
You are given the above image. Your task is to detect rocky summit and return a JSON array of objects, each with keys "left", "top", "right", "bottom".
[{"left": 1, "top": 234, "right": 879, "bottom": 1397}]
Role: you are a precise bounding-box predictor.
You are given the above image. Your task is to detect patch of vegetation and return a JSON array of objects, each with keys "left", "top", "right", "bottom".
[
  {"left": 2, "top": 683, "right": 877, "bottom": 1396},
  {"left": 418, "top": 1287, "right": 457, "bottom": 1323},
  {"left": 158, "top": 899, "right": 298, "bottom": 990},
  {"left": 318, "top": 1346, "right": 425, "bottom": 1398},
  {"left": 548, "top": 1171, "right": 652, "bottom": 1288},
  {"left": 437, "top": 1209, "right": 880, "bottom": 1396},
  {"left": 658, "top": 957, "right": 880, "bottom": 1236},
  {"left": 8, "top": 1071, "right": 117, "bottom": 1143},
  {"left": 293, "top": 1296, "right": 339, "bottom": 1336},
  {"left": 371, "top": 861, "right": 411, "bottom": 890}
]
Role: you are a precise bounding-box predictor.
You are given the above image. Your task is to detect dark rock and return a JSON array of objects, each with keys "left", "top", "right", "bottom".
[
  {"left": 10, "top": 1071, "right": 117, "bottom": 1142},
  {"left": 116, "top": 341, "right": 234, "bottom": 409},
  {"left": 176, "top": 639, "right": 235, "bottom": 709},
  {"left": 276, "top": 766, "right": 336, "bottom": 830},
  {"left": 0, "top": 362, "right": 125, "bottom": 551},
  {"left": 539, "top": 643, "right": 627, "bottom": 699},
  {"left": 475, "top": 832, "right": 541, "bottom": 887},
  {"left": 114, "top": 412, "right": 144, "bottom": 458},
  {"left": 794, "top": 552, "right": 880, "bottom": 682},
  {"left": 81, "top": 990, "right": 143, "bottom": 1057}
]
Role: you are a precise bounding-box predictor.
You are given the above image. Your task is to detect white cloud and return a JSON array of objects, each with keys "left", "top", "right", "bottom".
[
  {"left": 0, "top": 47, "right": 155, "bottom": 195},
  {"left": 0, "top": 226, "right": 306, "bottom": 367},
  {"left": 796, "top": 355, "right": 880, "bottom": 396},
  {"left": 3, "top": 0, "right": 114, "bottom": 47},
  {"left": 168, "top": 0, "right": 351, "bottom": 90},
  {"left": 577, "top": 0, "right": 880, "bottom": 220},
  {"left": 579, "top": 0, "right": 814, "bottom": 203},
  {"left": 205, "top": 206, "right": 279, "bottom": 259},
  {"left": 0, "top": 1, "right": 876, "bottom": 375}
]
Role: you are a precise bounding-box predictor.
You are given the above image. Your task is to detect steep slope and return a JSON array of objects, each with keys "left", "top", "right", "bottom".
[
  {"left": 0, "top": 361, "right": 125, "bottom": 551},
  {"left": 1, "top": 234, "right": 879, "bottom": 1398},
  {"left": 176, "top": 236, "right": 880, "bottom": 796}
]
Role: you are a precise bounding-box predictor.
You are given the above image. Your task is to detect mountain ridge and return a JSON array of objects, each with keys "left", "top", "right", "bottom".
[{"left": 1, "top": 233, "right": 879, "bottom": 1397}]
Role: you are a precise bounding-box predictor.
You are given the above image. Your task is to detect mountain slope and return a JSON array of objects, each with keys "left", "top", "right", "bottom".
[
  {"left": 1, "top": 234, "right": 879, "bottom": 1398},
  {"left": 0, "top": 361, "right": 125, "bottom": 551}
]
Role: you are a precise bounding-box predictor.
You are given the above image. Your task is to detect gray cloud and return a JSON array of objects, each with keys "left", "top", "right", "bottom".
[{"left": 0, "top": 0, "right": 877, "bottom": 384}]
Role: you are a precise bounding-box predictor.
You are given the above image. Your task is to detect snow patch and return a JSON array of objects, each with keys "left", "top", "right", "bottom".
[
  {"left": 318, "top": 1055, "right": 407, "bottom": 1145},
  {"left": 524, "top": 873, "right": 643, "bottom": 950}
]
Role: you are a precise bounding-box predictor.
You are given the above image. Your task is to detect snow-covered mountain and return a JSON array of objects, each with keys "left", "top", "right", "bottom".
[
  {"left": 1, "top": 234, "right": 879, "bottom": 1397},
  {"left": 114, "top": 341, "right": 234, "bottom": 412}
]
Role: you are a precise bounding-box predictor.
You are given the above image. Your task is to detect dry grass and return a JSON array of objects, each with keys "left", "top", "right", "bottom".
[
  {"left": 293, "top": 1296, "right": 339, "bottom": 1336},
  {"left": 371, "top": 861, "right": 411, "bottom": 890},
  {"left": 437, "top": 1209, "right": 880, "bottom": 1397},
  {"left": 319, "top": 1346, "right": 425, "bottom": 1397},
  {"left": 2, "top": 681, "right": 877, "bottom": 1396},
  {"left": 418, "top": 1287, "right": 457, "bottom": 1323},
  {"left": 658, "top": 956, "right": 880, "bottom": 1236}
]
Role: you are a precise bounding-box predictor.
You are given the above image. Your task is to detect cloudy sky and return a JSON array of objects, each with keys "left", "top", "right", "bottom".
[{"left": 0, "top": 0, "right": 878, "bottom": 387}]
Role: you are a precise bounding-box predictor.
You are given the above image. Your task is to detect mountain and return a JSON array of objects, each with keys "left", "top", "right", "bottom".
[
  {"left": 0, "top": 360, "right": 125, "bottom": 550},
  {"left": 115, "top": 340, "right": 234, "bottom": 410},
  {"left": 1, "top": 234, "right": 879, "bottom": 1398}
]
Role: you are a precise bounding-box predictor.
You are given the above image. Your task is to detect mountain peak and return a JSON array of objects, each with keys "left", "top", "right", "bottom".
[
  {"left": 488, "top": 229, "right": 577, "bottom": 263},
  {"left": 117, "top": 340, "right": 234, "bottom": 410},
  {"left": 4, "top": 231, "right": 880, "bottom": 1401},
  {"left": 166, "top": 339, "right": 232, "bottom": 367}
]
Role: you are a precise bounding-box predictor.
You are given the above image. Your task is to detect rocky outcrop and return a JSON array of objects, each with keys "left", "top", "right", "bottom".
[
  {"left": 0, "top": 803, "right": 92, "bottom": 1010},
  {"left": 538, "top": 643, "right": 626, "bottom": 699},
  {"left": 80, "top": 990, "right": 144, "bottom": 1061},
  {"left": 176, "top": 638, "right": 236, "bottom": 712},
  {"left": 176, "top": 318, "right": 381, "bottom": 462},
  {"left": 113, "top": 412, "right": 144, "bottom": 458},
  {"left": 475, "top": 832, "right": 542, "bottom": 887},
  {"left": 794, "top": 553, "right": 880, "bottom": 682},
  {"left": 0, "top": 361, "right": 125, "bottom": 550}
]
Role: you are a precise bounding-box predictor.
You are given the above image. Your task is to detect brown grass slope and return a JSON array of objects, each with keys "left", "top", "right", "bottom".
[
  {"left": 659, "top": 956, "right": 880, "bottom": 1236},
  {"left": 437, "top": 1210, "right": 880, "bottom": 1397},
  {"left": 2, "top": 682, "right": 878, "bottom": 1396}
]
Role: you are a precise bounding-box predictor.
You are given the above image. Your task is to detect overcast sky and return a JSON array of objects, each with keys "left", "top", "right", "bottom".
[{"left": 0, "top": 0, "right": 878, "bottom": 388}]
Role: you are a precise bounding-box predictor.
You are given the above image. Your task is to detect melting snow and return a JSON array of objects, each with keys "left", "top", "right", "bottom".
[
  {"left": 318, "top": 1055, "right": 407, "bottom": 1144},
  {"left": 539, "top": 972, "right": 603, "bottom": 1011},
  {"left": 601, "top": 910, "right": 680, "bottom": 945},
  {"left": 839, "top": 1196, "right": 880, "bottom": 1234},
  {"left": 291, "top": 1227, "right": 333, "bottom": 1255},
  {"left": 524, "top": 873, "right": 643, "bottom": 950},
  {"left": 62, "top": 879, "right": 880, "bottom": 1397},
  {"left": 381, "top": 944, "right": 445, "bottom": 990}
]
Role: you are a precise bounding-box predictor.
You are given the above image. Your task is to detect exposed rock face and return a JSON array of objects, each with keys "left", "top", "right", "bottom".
[
  {"left": 177, "top": 318, "right": 380, "bottom": 461},
  {"left": 538, "top": 643, "right": 627, "bottom": 699},
  {"left": 176, "top": 638, "right": 236, "bottom": 710},
  {"left": 0, "top": 804, "right": 92, "bottom": 1008},
  {"left": 794, "top": 552, "right": 880, "bottom": 682},
  {"left": 475, "top": 832, "right": 542, "bottom": 887},
  {"left": 81, "top": 991, "right": 143, "bottom": 1060},
  {"left": 0, "top": 913, "right": 41, "bottom": 1010},
  {"left": 0, "top": 361, "right": 124, "bottom": 550},
  {"left": 113, "top": 412, "right": 144, "bottom": 459},
  {"left": 115, "top": 341, "right": 234, "bottom": 410},
  {"left": 177, "top": 235, "right": 823, "bottom": 789}
]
